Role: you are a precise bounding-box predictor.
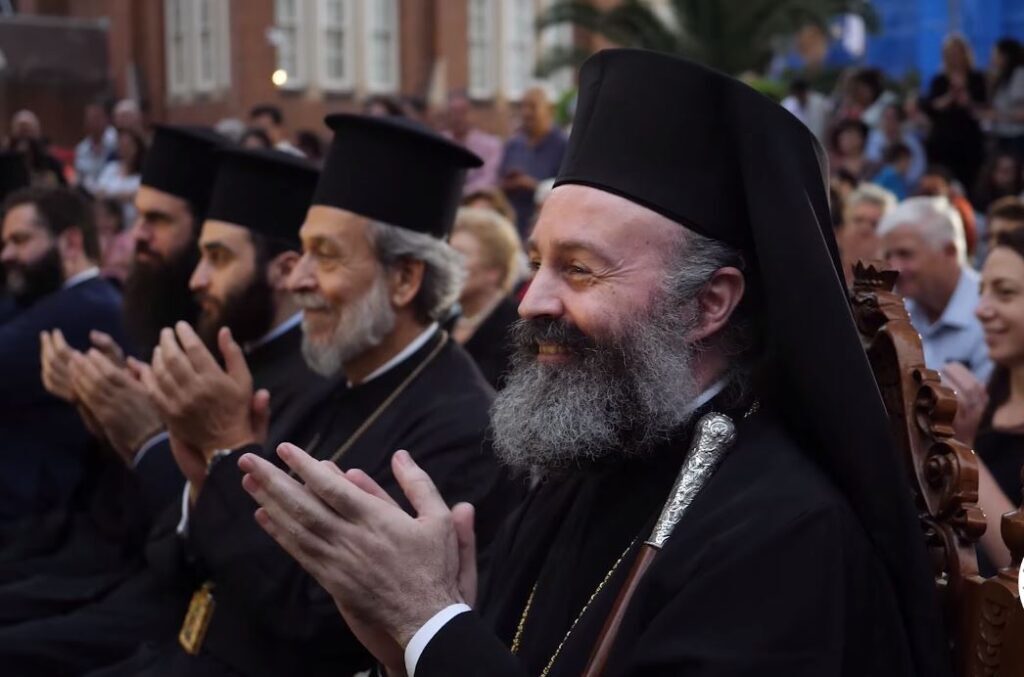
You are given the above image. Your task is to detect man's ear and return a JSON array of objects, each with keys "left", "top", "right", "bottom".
[
  {"left": 388, "top": 257, "right": 426, "bottom": 310},
  {"left": 58, "top": 227, "right": 84, "bottom": 259},
  {"left": 266, "top": 251, "right": 301, "bottom": 291},
  {"left": 687, "top": 266, "right": 745, "bottom": 344}
]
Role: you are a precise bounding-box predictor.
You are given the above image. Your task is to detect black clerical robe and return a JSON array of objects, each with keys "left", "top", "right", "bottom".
[
  {"left": 463, "top": 296, "right": 519, "bottom": 390},
  {"left": 0, "top": 330, "right": 520, "bottom": 677},
  {"left": 417, "top": 406, "right": 919, "bottom": 677},
  {"left": 0, "top": 323, "right": 329, "bottom": 648}
]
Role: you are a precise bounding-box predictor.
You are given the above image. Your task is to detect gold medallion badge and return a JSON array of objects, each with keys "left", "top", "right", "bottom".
[{"left": 179, "top": 581, "right": 215, "bottom": 655}]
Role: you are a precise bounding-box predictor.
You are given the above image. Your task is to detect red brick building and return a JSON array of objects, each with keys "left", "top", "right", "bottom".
[{"left": 5, "top": 0, "right": 603, "bottom": 146}]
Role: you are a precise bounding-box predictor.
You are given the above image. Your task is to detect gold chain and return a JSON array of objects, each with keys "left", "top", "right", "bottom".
[
  {"left": 298, "top": 332, "right": 449, "bottom": 472},
  {"left": 510, "top": 536, "right": 639, "bottom": 677}
]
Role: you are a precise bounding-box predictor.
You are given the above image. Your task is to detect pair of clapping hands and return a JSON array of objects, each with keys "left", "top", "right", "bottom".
[
  {"left": 40, "top": 323, "right": 269, "bottom": 491},
  {"left": 40, "top": 328, "right": 161, "bottom": 463}
]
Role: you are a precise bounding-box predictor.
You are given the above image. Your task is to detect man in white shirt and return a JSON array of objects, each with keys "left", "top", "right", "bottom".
[
  {"left": 74, "top": 103, "right": 117, "bottom": 193},
  {"left": 879, "top": 196, "right": 993, "bottom": 383}
]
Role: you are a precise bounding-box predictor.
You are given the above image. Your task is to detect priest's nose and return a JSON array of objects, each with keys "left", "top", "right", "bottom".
[
  {"left": 518, "top": 268, "right": 565, "bottom": 321},
  {"left": 286, "top": 252, "right": 317, "bottom": 294}
]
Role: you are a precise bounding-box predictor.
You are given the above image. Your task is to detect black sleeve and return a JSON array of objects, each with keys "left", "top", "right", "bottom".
[
  {"left": 417, "top": 611, "right": 526, "bottom": 677},
  {"left": 184, "top": 443, "right": 354, "bottom": 649},
  {"left": 132, "top": 438, "right": 185, "bottom": 521}
]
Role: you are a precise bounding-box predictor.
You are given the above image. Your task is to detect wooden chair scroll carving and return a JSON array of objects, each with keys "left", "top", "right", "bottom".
[{"left": 851, "top": 261, "right": 1024, "bottom": 677}]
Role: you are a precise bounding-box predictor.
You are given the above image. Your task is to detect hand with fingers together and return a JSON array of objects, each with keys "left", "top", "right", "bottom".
[
  {"left": 238, "top": 444, "right": 478, "bottom": 673},
  {"left": 70, "top": 347, "right": 164, "bottom": 464},
  {"left": 40, "top": 329, "right": 79, "bottom": 403},
  {"left": 134, "top": 322, "right": 269, "bottom": 466}
]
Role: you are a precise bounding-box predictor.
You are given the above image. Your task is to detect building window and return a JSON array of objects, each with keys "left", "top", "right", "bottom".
[
  {"left": 364, "top": 0, "right": 399, "bottom": 93},
  {"left": 165, "top": 0, "right": 191, "bottom": 96},
  {"left": 502, "top": 0, "right": 535, "bottom": 100},
  {"left": 467, "top": 0, "right": 498, "bottom": 99},
  {"left": 317, "top": 0, "right": 355, "bottom": 91},
  {"left": 194, "top": 0, "right": 217, "bottom": 91},
  {"left": 274, "top": 0, "right": 307, "bottom": 88},
  {"left": 164, "top": 0, "right": 230, "bottom": 98}
]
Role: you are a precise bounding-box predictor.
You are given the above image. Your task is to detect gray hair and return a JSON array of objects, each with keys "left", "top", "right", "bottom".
[
  {"left": 662, "top": 228, "right": 759, "bottom": 398},
  {"left": 877, "top": 196, "right": 966, "bottom": 264},
  {"left": 365, "top": 220, "right": 466, "bottom": 323},
  {"left": 845, "top": 183, "right": 897, "bottom": 215}
]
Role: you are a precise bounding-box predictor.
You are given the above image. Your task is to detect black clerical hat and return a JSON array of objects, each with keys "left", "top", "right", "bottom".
[
  {"left": 141, "top": 125, "right": 225, "bottom": 220},
  {"left": 0, "top": 152, "right": 29, "bottom": 204},
  {"left": 313, "top": 114, "right": 482, "bottom": 238},
  {"left": 556, "top": 49, "right": 949, "bottom": 677},
  {"left": 206, "top": 148, "right": 318, "bottom": 247}
]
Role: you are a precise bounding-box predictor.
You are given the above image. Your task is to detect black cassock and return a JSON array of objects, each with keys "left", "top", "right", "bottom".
[
  {"left": 418, "top": 403, "right": 917, "bottom": 677},
  {"left": 4, "top": 329, "right": 520, "bottom": 677},
  {"left": 463, "top": 295, "right": 519, "bottom": 390},
  {"left": 0, "top": 323, "right": 331, "bottom": 668}
]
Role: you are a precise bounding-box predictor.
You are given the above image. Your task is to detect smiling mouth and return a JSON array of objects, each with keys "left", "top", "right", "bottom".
[{"left": 537, "top": 343, "right": 571, "bottom": 357}]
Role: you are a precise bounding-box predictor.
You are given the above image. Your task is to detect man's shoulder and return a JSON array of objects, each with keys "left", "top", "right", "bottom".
[{"left": 6, "top": 278, "right": 121, "bottom": 333}]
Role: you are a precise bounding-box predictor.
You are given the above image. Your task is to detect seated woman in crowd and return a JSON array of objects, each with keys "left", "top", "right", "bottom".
[
  {"left": 830, "top": 118, "right": 876, "bottom": 182},
  {"left": 95, "top": 128, "right": 145, "bottom": 224},
  {"left": 945, "top": 227, "right": 1024, "bottom": 571},
  {"left": 462, "top": 186, "right": 517, "bottom": 224},
  {"left": 449, "top": 207, "right": 523, "bottom": 389}
]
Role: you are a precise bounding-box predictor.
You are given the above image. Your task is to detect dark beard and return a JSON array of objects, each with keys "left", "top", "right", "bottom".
[
  {"left": 4, "top": 245, "right": 64, "bottom": 308},
  {"left": 123, "top": 242, "right": 199, "bottom": 357},
  {"left": 195, "top": 272, "right": 276, "bottom": 353},
  {"left": 489, "top": 296, "right": 702, "bottom": 472}
]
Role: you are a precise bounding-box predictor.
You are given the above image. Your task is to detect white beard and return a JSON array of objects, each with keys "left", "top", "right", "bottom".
[{"left": 296, "top": 273, "right": 397, "bottom": 378}]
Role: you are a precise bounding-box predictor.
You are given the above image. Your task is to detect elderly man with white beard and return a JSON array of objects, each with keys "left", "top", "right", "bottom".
[
  {"left": 65, "top": 114, "right": 520, "bottom": 677},
  {"left": 240, "top": 50, "right": 952, "bottom": 677}
]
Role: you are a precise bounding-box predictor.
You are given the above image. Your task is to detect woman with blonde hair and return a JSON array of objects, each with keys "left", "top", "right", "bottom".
[
  {"left": 923, "top": 33, "right": 987, "bottom": 188},
  {"left": 450, "top": 206, "right": 523, "bottom": 388}
]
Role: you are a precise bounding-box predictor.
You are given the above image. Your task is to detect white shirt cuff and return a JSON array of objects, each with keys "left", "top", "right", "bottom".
[
  {"left": 175, "top": 482, "right": 191, "bottom": 536},
  {"left": 132, "top": 431, "right": 169, "bottom": 468},
  {"left": 404, "top": 603, "right": 471, "bottom": 677}
]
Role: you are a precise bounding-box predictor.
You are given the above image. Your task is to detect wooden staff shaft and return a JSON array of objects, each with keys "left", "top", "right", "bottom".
[
  {"left": 580, "top": 412, "right": 737, "bottom": 677},
  {"left": 580, "top": 545, "right": 656, "bottom": 677}
]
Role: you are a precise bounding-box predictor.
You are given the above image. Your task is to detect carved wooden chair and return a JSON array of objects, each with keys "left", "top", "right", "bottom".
[{"left": 851, "top": 262, "right": 1024, "bottom": 677}]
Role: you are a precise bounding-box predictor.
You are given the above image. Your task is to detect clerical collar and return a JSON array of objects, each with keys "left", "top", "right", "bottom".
[
  {"left": 62, "top": 267, "right": 100, "bottom": 290},
  {"left": 244, "top": 311, "right": 302, "bottom": 354},
  {"left": 682, "top": 377, "right": 730, "bottom": 419},
  {"left": 350, "top": 323, "right": 439, "bottom": 388}
]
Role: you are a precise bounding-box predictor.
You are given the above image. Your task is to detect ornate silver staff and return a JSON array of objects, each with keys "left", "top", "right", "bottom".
[{"left": 581, "top": 412, "right": 738, "bottom": 676}]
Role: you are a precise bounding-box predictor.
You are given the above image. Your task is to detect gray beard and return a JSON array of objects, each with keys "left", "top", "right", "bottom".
[
  {"left": 298, "top": 273, "right": 397, "bottom": 378},
  {"left": 490, "top": 297, "right": 703, "bottom": 472}
]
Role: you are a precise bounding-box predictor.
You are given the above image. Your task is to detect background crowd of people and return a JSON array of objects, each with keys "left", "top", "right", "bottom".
[{"left": 3, "top": 26, "right": 1024, "bottom": 585}]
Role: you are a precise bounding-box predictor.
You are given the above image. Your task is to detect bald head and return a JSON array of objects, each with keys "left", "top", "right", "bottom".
[
  {"left": 11, "top": 110, "right": 41, "bottom": 141},
  {"left": 521, "top": 87, "right": 554, "bottom": 139}
]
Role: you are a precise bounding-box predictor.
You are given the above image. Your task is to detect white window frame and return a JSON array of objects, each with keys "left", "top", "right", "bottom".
[
  {"left": 501, "top": 0, "right": 536, "bottom": 101},
  {"left": 316, "top": 0, "right": 356, "bottom": 91},
  {"left": 467, "top": 0, "right": 498, "bottom": 100},
  {"left": 364, "top": 0, "right": 400, "bottom": 94},
  {"left": 274, "top": 0, "right": 308, "bottom": 89},
  {"left": 193, "top": 0, "right": 218, "bottom": 92},
  {"left": 164, "top": 0, "right": 191, "bottom": 97}
]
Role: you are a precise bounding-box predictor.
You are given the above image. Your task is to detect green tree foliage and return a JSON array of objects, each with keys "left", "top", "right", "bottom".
[{"left": 536, "top": 0, "right": 879, "bottom": 77}]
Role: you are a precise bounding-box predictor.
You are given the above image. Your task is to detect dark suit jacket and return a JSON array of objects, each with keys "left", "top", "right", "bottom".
[{"left": 0, "top": 276, "right": 127, "bottom": 521}]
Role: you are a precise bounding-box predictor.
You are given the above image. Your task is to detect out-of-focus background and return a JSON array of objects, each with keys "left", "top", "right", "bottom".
[{"left": 1, "top": 0, "right": 1023, "bottom": 146}]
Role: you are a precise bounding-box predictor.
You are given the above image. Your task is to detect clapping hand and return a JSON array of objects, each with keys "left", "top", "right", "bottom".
[{"left": 238, "top": 445, "right": 478, "bottom": 673}]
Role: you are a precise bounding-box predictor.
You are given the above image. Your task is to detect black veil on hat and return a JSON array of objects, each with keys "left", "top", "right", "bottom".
[
  {"left": 141, "top": 125, "right": 226, "bottom": 221},
  {"left": 313, "top": 114, "right": 482, "bottom": 238},
  {"left": 556, "top": 49, "right": 951, "bottom": 677},
  {"left": 206, "top": 148, "right": 318, "bottom": 247},
  {"left": 0, "top": 152, "right": 29, "bottom": 205}
]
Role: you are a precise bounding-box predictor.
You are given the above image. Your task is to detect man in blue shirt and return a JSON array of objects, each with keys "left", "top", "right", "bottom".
[
  {"left": 498, "top": 87, "right": 568, "bottom": 236},
  {"left": 880, "top": 196, "right": 992, "bottom": 382},
  {"left": 0, "top": 187, "right": 127, "bottom": 520}
]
